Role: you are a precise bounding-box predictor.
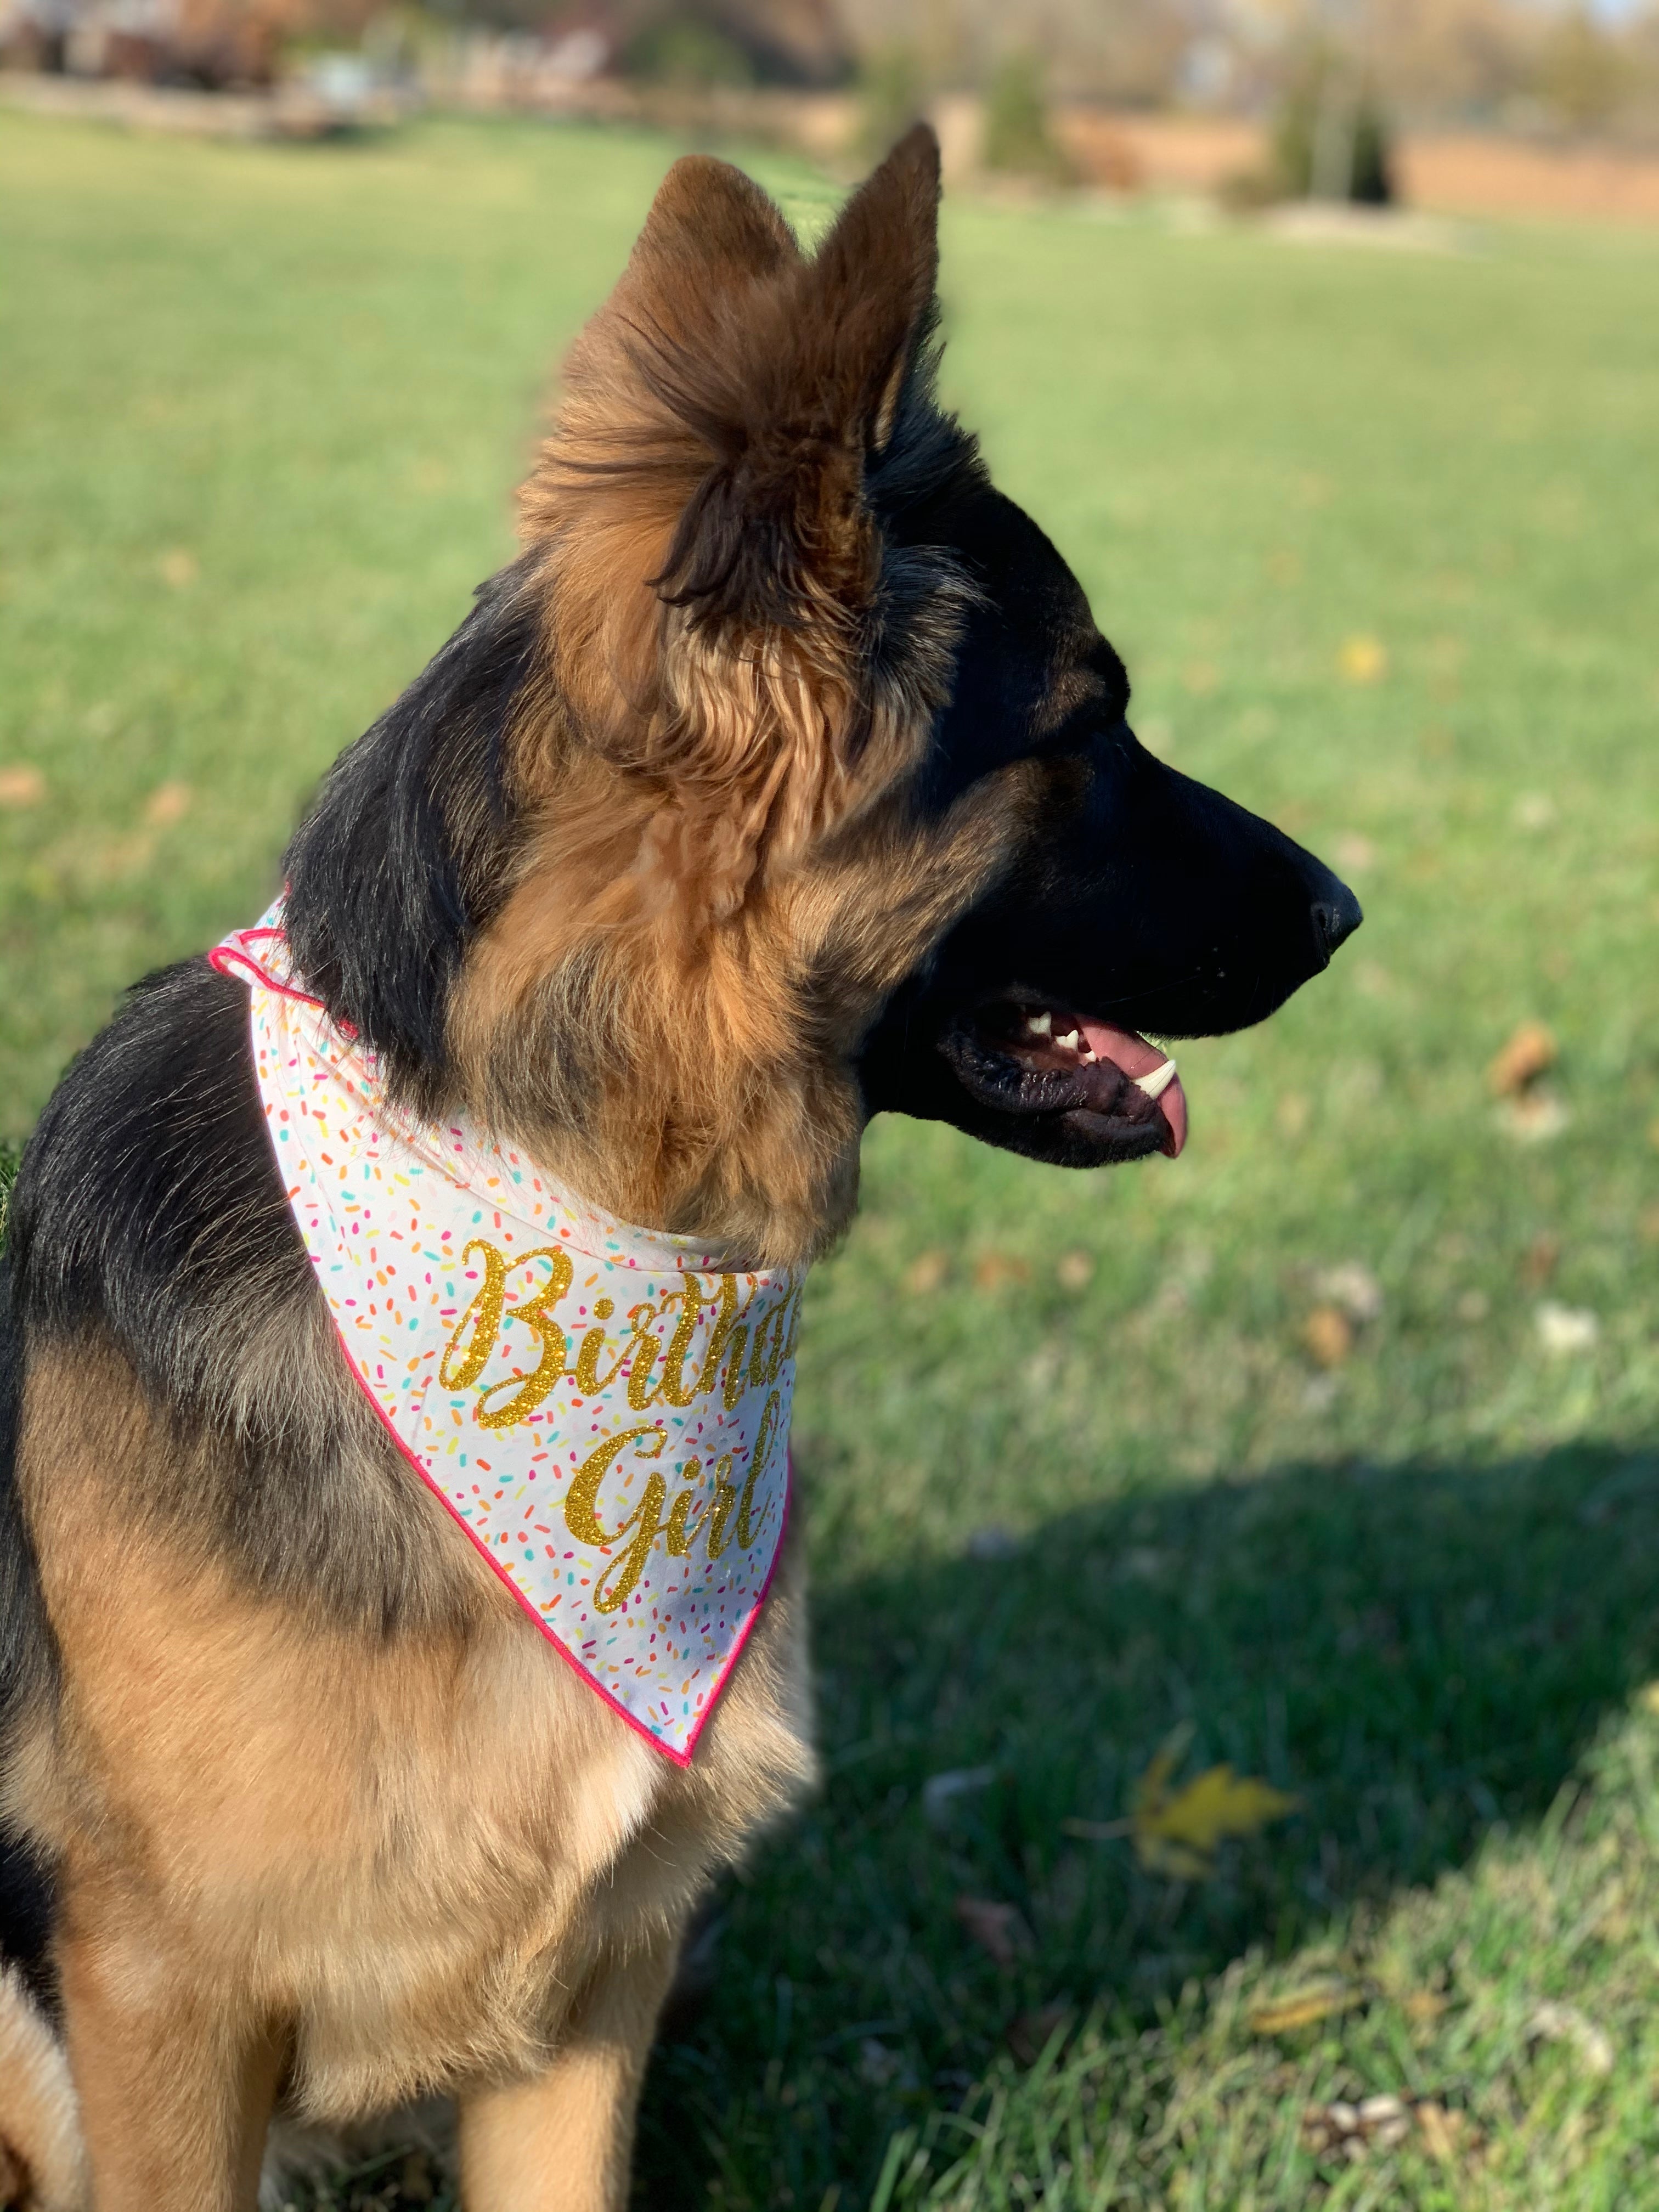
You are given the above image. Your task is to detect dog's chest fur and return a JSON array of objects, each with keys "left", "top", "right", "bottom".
[{"left": 11, "top": 1338, "right": 816, "bottom": 2116}]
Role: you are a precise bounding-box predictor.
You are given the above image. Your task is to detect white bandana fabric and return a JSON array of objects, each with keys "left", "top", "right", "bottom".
[{"left": 210, "top": 910, "right": 800, "bottom": 1764}]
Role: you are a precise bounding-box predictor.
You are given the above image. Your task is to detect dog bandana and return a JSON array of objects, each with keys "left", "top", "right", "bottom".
[{"left": 210, "top": 909, "right": 800, "bottom": 1764}]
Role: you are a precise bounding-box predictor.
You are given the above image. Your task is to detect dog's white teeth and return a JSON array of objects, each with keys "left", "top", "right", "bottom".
[
  {"left": 1080, "top": 1047, "right": 1097, "bottom": 1064},
  {"left": 1133, "top": 1057, "right": 1178, "bottom": 1100},
  {"left": 1025, "top": 1010, "right": 1052, "bottom": 1037},
  {"left": 1055, "top": 1029, "right": 1081, "bottom": 1054}
]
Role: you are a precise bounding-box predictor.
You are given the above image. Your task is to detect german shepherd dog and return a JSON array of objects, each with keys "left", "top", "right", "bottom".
[{"left": 0, "top": 128, "right": 1358, "bottom": 2209}]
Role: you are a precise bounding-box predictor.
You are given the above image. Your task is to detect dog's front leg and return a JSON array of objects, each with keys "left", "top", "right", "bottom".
[
  {"left": 57, "top": 1900, "right": 282, "bottom": 2212},
  {"left": 458, "top": 1933, "right": 680, "bottom": 2212}
]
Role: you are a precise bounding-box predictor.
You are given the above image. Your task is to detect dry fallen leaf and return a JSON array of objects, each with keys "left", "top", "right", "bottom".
[
  {"left": 1005, "top": 2002, "right": 1071, "bottom": 2068},
  {"left": 1488, "top": 1019, "right": 1556, "bottom": 1098},
  {"left": 1248, "top": 1977, "right": 1365, "bottom": 2035},
  {"left": 1303, "top": 2092, "right": 1413, "bottom": 2160},
  {"left": 974, "top": 1251, "right": 1031, "bottom": 1291},
  {"left": 1338, "top": 635, "right": 1387, "bottom": 685},
  {"left": 954, "top": 1895, "right": 1034, "bottom": 1968},
  {"left": 1402, "top": 1988, "right": 1449, "bottom": 2025},
  {"left": 1536, "top": 1301, "right": 1599, "bottom": 1356},
  {"left": 1415, "top": 2100, "right": 1482, "bottom": 2164},
  {"left": 1131, "top": 1735, "right": 1297, "bottom": 1878},
  {"left": 0, "top": 765, "right": 44, "bottom": 809},
  {"left": 1528, "top": 1999, "right": 1614, "bottom": 2075},
  {"left": 143, "top": 780, "right": 193, "bottom": 827},
  {"left": 159, "top": 548, "right": 199, "bottom": 589},
  {"left": 1314, "top": 1261, "right": 1383, "bottom": 1325},
  {"left": 1302, "top": 1306, "right": 1354, "bottom": 1369},
  {"left": 903, "top": 1250, "right": 949, "bottom": 1295},
  {"left": 1304, "top": 2093, "right": 1483, "bottom": 2164},
  {"left": 1056, "top": 1249, "right": 1094, "bottom": 1291},
  {"left": 1521, "top": 1231, "right": 1561, "bottom": 1289},
  {"left": 1499, "top": 1088, "right": 1571, "bottom": 1143}
]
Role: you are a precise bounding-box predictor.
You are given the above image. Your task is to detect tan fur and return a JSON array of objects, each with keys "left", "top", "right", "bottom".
[
  {"left": 0, "top": 1967, "right": 83, "bottom": 2210},
  {"left": 450, "top": 758, "right": 1039, "bottom": 1266},
  {"left": 9, "top": 1346, "right": 812, "bottom": 2139},
  {"left": 456, "top": 1934, "right": 681, "bottom": 2211}
]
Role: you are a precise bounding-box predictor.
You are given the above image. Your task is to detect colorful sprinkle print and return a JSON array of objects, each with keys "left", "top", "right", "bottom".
[{"left": 210, "top": 909, "right": 800, "bottom": 1766}]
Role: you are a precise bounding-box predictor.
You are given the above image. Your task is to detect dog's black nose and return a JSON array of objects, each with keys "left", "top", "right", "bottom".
[{"left": 1311, "top": 881, "right": 1363, "bottom": 963}]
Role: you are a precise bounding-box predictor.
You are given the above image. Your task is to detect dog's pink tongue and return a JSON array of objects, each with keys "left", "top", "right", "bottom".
[{"left": 1079, "top": 1019, "right": 1188, "bottom": 1158}]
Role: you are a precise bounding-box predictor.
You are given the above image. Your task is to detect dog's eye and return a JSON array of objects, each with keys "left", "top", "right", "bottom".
[{"left": 1031, "top": 703, "right": 1128, "bottom": 769}]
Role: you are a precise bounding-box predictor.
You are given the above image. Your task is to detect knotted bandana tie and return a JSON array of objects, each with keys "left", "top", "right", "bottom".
[{"left": 211, "top": 909, "right": 800, "bottom": 1764}]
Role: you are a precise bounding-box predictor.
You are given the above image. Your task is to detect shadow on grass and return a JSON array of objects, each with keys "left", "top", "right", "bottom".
[{"left": 632, "top": 1437, "right": 1659, "bottom": 2210}]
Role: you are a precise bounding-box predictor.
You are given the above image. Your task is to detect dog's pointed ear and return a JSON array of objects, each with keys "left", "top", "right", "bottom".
[
  {"left": 517, "top": 128, "right": 960, "bottom": 915},
  {"left": 621, "top": 152, "right": 802, "bottom": 301},
  {"left": 646, "top": 124, "right": 942, "bottom": 629},
  {"left": 525, "top": 129, "right": 942, "bottom": 637},
  {"left": 807, "top": 122, "right": 942, "bottom": 456}
]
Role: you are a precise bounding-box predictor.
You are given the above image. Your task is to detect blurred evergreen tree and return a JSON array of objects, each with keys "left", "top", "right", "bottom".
[{"left": 1272, "top": 46, "right": 1396, "bottom": 206}]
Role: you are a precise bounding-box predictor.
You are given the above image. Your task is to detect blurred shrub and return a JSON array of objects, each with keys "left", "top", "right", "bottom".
[
  {"left": 981, "top": 50, "right": 1073, "bottom": 184},
  {"left": 623, "top": 16, "right": 754, "bottom": 89},
  {"left": 857, "top": 43, "right": 926, "bottom": 160}
]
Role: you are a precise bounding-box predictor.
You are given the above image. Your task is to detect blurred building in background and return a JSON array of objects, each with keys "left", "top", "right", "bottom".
[
  {"left": 0, "top": 0, "right": 385, "bottom": 84},
  {"left": 0, "top": 0, "right": 851, "bottom": 87}
]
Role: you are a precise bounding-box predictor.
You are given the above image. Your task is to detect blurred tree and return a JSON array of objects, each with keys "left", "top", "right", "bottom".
[
  {"left": 980, "top": 49, "right": 1071, "bottom": 181},
  {"left": 1359, "top": 0, "right": 1538, "bottom": 116},
  {"left": 623, "top": 15, "right": 753, "bottom": 86},
  {"left": 857, "top": 41, "right": 926, "bottom": 157},
  {"left": 1272, "top": 41, "right": 1396, "bottom": 202},
  {"left": 1535, "top": 4, "right": 1628, "bottom": 131},
  {"left": 830, "top": 0, "right": 1657, "bottom": 133},
  {"left": 489, "top": 0, "right": 849, "bottom": 84},
  {"left": 834, "top": 0, "right": 1186, "bottom": 107}
]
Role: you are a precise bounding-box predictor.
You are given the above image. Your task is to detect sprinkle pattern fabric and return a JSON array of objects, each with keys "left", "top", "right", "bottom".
[{"left": 210, "top": 909, "right": 800, "bottom": 1765}]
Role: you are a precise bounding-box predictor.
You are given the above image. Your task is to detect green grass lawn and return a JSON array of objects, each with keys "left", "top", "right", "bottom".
[{"left": 4, "top": 109, "right": 1659, "bottom": 2211}]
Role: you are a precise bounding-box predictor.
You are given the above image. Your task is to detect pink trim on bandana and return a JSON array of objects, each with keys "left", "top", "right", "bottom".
[{"left": 212, "top": 904, "right": 802, "bottom": 1764}]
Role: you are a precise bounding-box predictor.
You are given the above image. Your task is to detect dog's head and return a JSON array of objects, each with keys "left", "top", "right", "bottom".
[{"left": 283, "top": 128, "right": 1358, "bottom": 1267}]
